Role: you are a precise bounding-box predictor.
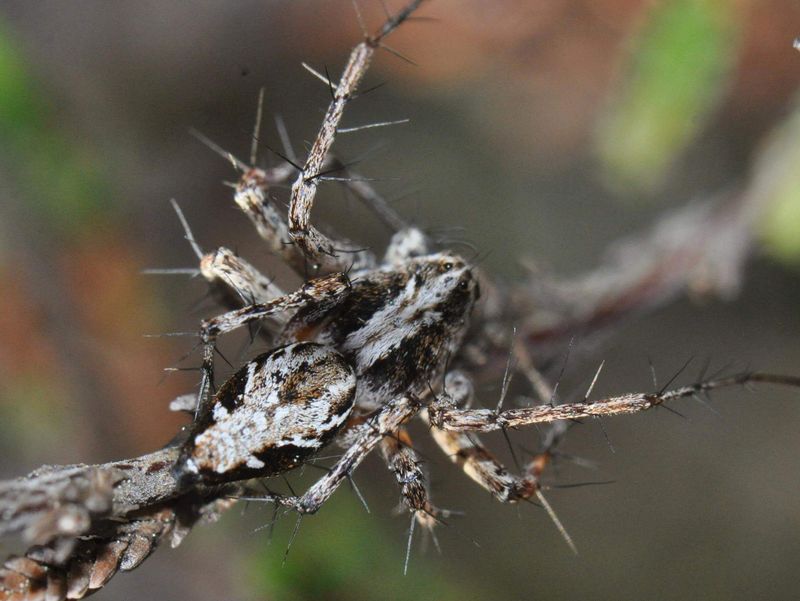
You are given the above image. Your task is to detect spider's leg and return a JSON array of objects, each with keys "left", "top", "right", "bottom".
[
  {"left": 200, "top": 272, "right": 350, "bottom": 342},
  {"left": 297, "top": 396, "right": 421, "bottom": 514},
  {"left": 194, "top": 272, "right": 350, "bottom": 422},
  {"left": 424, "top": 397, "right": 577, "bottom": 552},
  {"left": 423, "top": 371, "right": 538, "bottom": 504},
  {"left": 244, "top": 396, "right": 421, "bottom": 515},
  {"left": 380, "top": 427, "right": 446, "bottom": 530},
  {"left": 286, "top": 1, "right": 423, "bottom": 272},
  {"left": 168, "top": 200, "right": 285, "bottom": 310},
  {"left": 236, "top": 168, "right": 376, "bottom": 275},
  {"left": 426, "top": 371, "right": 800, "bottom": 552},
  {"left": 425, "top": 412, "right": 538, "bottom": 503},
  {"left": 192, "top": 248, "right": 287, "bottom": 419},
  {"left": 234, "top": 169, "right": 319, "bottom": 273},
  {"left": 200, "top": 246, "right": 286, "bottom": 310},
  {"left": 430, "top": 373, "right": 800, "bottom": 433},
  {"left": 191, "top": 125, "right": 317, "bottom": 275}
]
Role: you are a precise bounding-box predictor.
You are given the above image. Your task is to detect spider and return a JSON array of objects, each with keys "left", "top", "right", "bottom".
[
  {"left": 163, "top": 0, "right": 582, "bottom": 551},
  {"left": 163, "top": 0, "right": 796, "bottom": 559}
]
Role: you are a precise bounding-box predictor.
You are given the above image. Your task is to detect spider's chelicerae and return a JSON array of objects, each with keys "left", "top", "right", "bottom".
[{"left": 2, "top": 2, "right": 800, "bottom": 599}]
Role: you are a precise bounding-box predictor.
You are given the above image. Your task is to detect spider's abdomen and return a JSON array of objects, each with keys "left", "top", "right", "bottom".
[{"left": 176, "top": 342, "right": 355, "bottom": 483}]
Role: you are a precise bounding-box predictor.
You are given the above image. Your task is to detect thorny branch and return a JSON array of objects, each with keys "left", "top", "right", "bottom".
[
  {"left": 455, "top": 118, "right": 800, "bottom": 383},
  {"left": 0, "top": 445, "right": 242, "bottom": 600},
  {"left": 507, "top": 111, "right": 798, "bottom": 362},
  {"left": 511, "top": 191, "right": 753, "bottom": 360}
]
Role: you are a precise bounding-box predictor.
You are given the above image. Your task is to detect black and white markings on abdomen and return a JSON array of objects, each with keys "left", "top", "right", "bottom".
[{"left": 177, "top": 342, "right": 355, "bottom": 482}]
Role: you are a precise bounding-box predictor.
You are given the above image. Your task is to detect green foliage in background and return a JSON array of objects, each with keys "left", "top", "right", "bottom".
[
  {"left": 595, "top": 0, "right": 738, "bottom": 195},
  {"left": 248, "top": 494, "right": 483, "bottom": 601},
  {"left": 757, "top": 98, "right": 800, "bottom": 265},
  {"left": 0, "top": 20, "right": 110, "bottom": 237},
  {"left": 0, "top": 377, "right": 73, "bottom": 462}
]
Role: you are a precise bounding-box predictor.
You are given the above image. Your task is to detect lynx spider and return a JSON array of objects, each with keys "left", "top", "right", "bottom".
[
  {"left": 159, "top": 0, "right": 578, "bottom": 547},
  {"left": 160, "top": 0, "right": 798, "bottom": 561}
]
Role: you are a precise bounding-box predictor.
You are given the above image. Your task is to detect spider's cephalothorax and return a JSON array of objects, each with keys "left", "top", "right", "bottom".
[{"left": 310, "top": 251, "right": 480, "bottom": 409}]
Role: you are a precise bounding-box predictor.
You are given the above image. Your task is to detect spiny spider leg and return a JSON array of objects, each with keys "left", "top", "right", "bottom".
[
  {"left": 200, "top": 247, "right": 286, "bottom": 310},
  {"left": 194, "top": 129, "right": 377, "bottom": 276},
  {"left": 423, "top": 371, "right": 539, "bottom": 504},
  {"left": 229, "top": 67, "right": 391, "bottom": 275},
  {"left": 425, "top": 412, "right": 539, "bottom": 504},
  {"left": 167, "top": 200, "right": 284, "bottom": 312},
  {"left": 235, "top": 159, "right": 410, "bottom": 276},
  {"left": 287, "top": 1, "right": 424, "bottom": 270},
  {"left": 424, "top": 372, "right": 577, "bottom": 551},
  {"left": 242, "top": 396, "right": 421, "bottom": 515},
  {"left": 196, "top": 61, "right": 416, "bottom": 276},
  {"left": 199, "top": 272, "right": 350, "bottom": 343},
  {"left": 429, "top": 372, "right": 800, "bottom": 433},
  {"left": 233, "top": 168, "right": 343, "bottom": 275},
  {"left": 216, "top": 124, "right": 409, "bottom": 275},
  {"left": 422, "top": 370, "right": 800, "bottom": 551},
  {"left": 200, "top": 246, "right": 290, "bottom": 349},
  {"left": 380, "top": 427, "right": 448, "bottom": 531}
]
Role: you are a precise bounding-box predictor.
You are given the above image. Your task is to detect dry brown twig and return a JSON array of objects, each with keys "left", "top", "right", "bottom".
[{"left": 2, "top": 2, "right": 799, "bottom": 600}]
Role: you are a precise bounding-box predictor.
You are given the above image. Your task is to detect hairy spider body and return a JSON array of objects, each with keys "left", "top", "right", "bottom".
[{"left": 183, "top": 250, "right": 478, "bottom": 483}]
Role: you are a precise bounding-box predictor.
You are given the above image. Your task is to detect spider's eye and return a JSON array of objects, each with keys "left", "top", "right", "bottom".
[
  {"left": 441, "top": 262, "right": 453, "bottom": 272},
  {"left": 458, "top": 280, "right": 470, "bottom": 290}
]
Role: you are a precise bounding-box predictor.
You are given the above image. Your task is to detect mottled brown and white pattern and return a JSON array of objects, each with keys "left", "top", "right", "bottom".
[
  {"left": 177, "top": 343, "right": 356, "bottom": 483},
  {"left": 200, "top": 246, "right": 285, "bottom": 309},
  {"left": 380, "top": 429, "right": 441, "bottom": 530}
]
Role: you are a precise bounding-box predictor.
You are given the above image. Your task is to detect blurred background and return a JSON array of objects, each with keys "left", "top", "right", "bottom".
[{"left": 1, "top": 1, "right": 799, "bottom": 599}]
